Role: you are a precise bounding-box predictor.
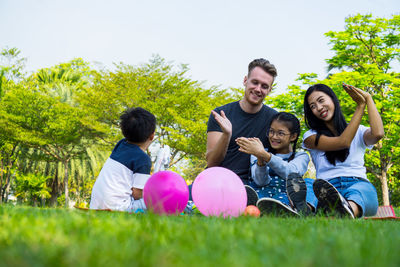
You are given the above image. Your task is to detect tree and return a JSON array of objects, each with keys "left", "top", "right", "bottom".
[
  {"left": 14, "top": 172, "right": 51, "bottom": 206},
  {"left": 29, "top": 59, "right": 109, "bottom": 206},
  {"left": 15, "top": 144, "right": 109, "bottom": 206},
  {"left": 78, "top": 55, "right": 235, "bottom": 169},
  {"left": 325, "top": 14, "right": 400, "bottom": 206},
  {"left": 0, "top": 47, "right": 26, "bottom": 82},
  {"left": 0, "top": 47, "right": 27, "bottom": 203},
  {"left": 0, "top": 64, "right": 105, "bottom": 207}
]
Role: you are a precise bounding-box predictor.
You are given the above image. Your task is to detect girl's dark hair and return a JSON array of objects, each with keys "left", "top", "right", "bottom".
[
  {"left": 266, "top": 112, "right": 301, "bottom": 162},
  {"left": 303, "top": 84, "right": 349, "bottom": 165}
]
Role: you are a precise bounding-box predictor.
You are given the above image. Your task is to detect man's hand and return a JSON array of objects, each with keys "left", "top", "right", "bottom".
[{"left": 211, "top": 110, "right": 232, "bottom": 136}]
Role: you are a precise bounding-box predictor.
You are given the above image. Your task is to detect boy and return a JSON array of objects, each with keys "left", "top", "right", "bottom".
[{"left": 90, "top": 107, "right": 156, "bottom": 212}]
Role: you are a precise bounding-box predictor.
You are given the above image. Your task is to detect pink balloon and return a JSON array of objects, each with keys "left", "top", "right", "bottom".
[
  {"left": 192, "top": 167, "right": 246, "bottom": 218},
  {"left": 143, "top": 171, "right": 189, "bottom": 215}
]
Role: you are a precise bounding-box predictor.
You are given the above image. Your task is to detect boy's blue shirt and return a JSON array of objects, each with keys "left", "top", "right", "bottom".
[{"left": 110, "top": 138, "right": 151, "bottom": 175}]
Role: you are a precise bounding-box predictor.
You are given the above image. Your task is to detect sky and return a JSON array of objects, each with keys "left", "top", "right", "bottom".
[{"left": 0, "top": 0, "right": 399, "bottom": 94}]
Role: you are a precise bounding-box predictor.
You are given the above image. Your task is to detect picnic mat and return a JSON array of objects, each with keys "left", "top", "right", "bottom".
[
  {"left": 365, "top": 205, "right": 400, "bottom": 220},
  {"left": 74, "top": 206, "right": 112, "bottom": 212},
  {"left": 75, "top": 205, "right": 399, "bottom": 219}
]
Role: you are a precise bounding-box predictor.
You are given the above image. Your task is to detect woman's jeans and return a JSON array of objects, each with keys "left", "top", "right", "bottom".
[{"left": 305, "top": 177, "right": 378, "bottom": 217}]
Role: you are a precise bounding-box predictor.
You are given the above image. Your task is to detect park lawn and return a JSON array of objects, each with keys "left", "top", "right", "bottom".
[{"left": 0, "top": 205, "right": 399, "bottom": 267}]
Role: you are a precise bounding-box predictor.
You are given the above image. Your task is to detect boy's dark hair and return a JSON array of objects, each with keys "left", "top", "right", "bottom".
[
  {"left": 120, "top": 107, "right": 156, "bottom": 143},
  {"left": 266, "top": 112, "right": 301, "bottom": 162},
  {"left": 303, "top": 84, "right": 349, "bottom": 165},
  {"left": 248, "top": 58, "right": 277, "bottom": 82}
]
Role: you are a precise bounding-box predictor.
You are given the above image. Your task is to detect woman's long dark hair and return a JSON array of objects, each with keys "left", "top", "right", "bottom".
[
  {"left": 266, "top": 112, "right": 301, "bottom": 162},
  {"left": 303, "top": 84, "right": 349, "bottom": 165}
]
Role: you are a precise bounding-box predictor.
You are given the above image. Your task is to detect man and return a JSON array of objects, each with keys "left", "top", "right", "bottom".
[{"left": 206, "top": 58, "right": 278, "bottom": 185}]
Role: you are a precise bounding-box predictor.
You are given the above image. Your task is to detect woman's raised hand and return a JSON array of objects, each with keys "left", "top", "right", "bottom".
[{"left": 342, "top": 83, "right": 367, "bottom": 106}]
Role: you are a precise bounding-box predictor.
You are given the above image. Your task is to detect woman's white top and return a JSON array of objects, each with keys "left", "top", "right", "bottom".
[{"left": 302, "top": 125, "right": 373, "bottom": 180}]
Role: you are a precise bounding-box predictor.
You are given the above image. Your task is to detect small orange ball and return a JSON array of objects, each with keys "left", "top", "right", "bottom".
[{"left": 244, "top": 205, "right": 260, "bottom": 217}]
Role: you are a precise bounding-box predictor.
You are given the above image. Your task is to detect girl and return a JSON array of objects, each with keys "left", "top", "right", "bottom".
[
  {"left": 236, "top": 112, "right": 315, "bottom": 216},
  {"left": 303, "top": 83, "right": 384, "bottom": 218}
]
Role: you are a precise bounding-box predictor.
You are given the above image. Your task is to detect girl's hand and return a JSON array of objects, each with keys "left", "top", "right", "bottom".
[
  {"left": 235, "top": 137, "right": 265, "bottom": 157},
  {"left": 342, "top": 83, "right": 366, "bottom": 106}
]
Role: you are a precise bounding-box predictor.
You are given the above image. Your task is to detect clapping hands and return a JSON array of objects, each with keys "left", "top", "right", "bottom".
[
  {"left": 235, "top": 137, "right": 265, "bottom": 158},
  {"left": 342, "top": 83, "right": 370, "bottom": 106}
]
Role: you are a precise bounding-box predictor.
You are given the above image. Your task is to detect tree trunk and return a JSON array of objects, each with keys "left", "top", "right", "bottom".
[
  {"left": 0, "top": 158, "right": 3, "bottom": 204},
  {"left": 49, "top": 172, "right": 59, "bottom": 207},
  {"left": 2, "top": 144, "right": 18, "bottom": 203},
  {"left": 377, "top": 142, "right": 390, "bottom": 206},
  {"left": 76, "top": 175, "right": 81, "bottom": 205},
  {"left": 64, "top": 160, "right": 69, "bottom": 208},
  {"left": 380, "top": 170, "right": 390, "bottom": 206},
  {"left": 4, "top": 172, "right": 12, "bottom": 203}
]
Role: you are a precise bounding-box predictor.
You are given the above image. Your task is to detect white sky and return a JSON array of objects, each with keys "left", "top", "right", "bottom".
[{"left": 1, "top": 0, "right": 399, "bottom": 94}]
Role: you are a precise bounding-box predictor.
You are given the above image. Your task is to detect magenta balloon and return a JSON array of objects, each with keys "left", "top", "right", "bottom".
[
  {"left": 143, "top": 171, "right": 189, "bottom": 215},
  {"left": 192, "top": 167, "right": 246, "bottom": 218}
]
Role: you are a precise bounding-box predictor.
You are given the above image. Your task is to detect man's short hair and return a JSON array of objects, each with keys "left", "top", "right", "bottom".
[
  {"left": 120, "top": 107, "right": 156, "bottom": 143},
  {"left": 248, "top": 58, "right": 277, "bottom": 81}
]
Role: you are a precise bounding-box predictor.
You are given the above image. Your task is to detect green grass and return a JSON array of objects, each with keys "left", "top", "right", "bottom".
[{"left": 1, "top": 205, "right": 399, "bottom": 267}]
